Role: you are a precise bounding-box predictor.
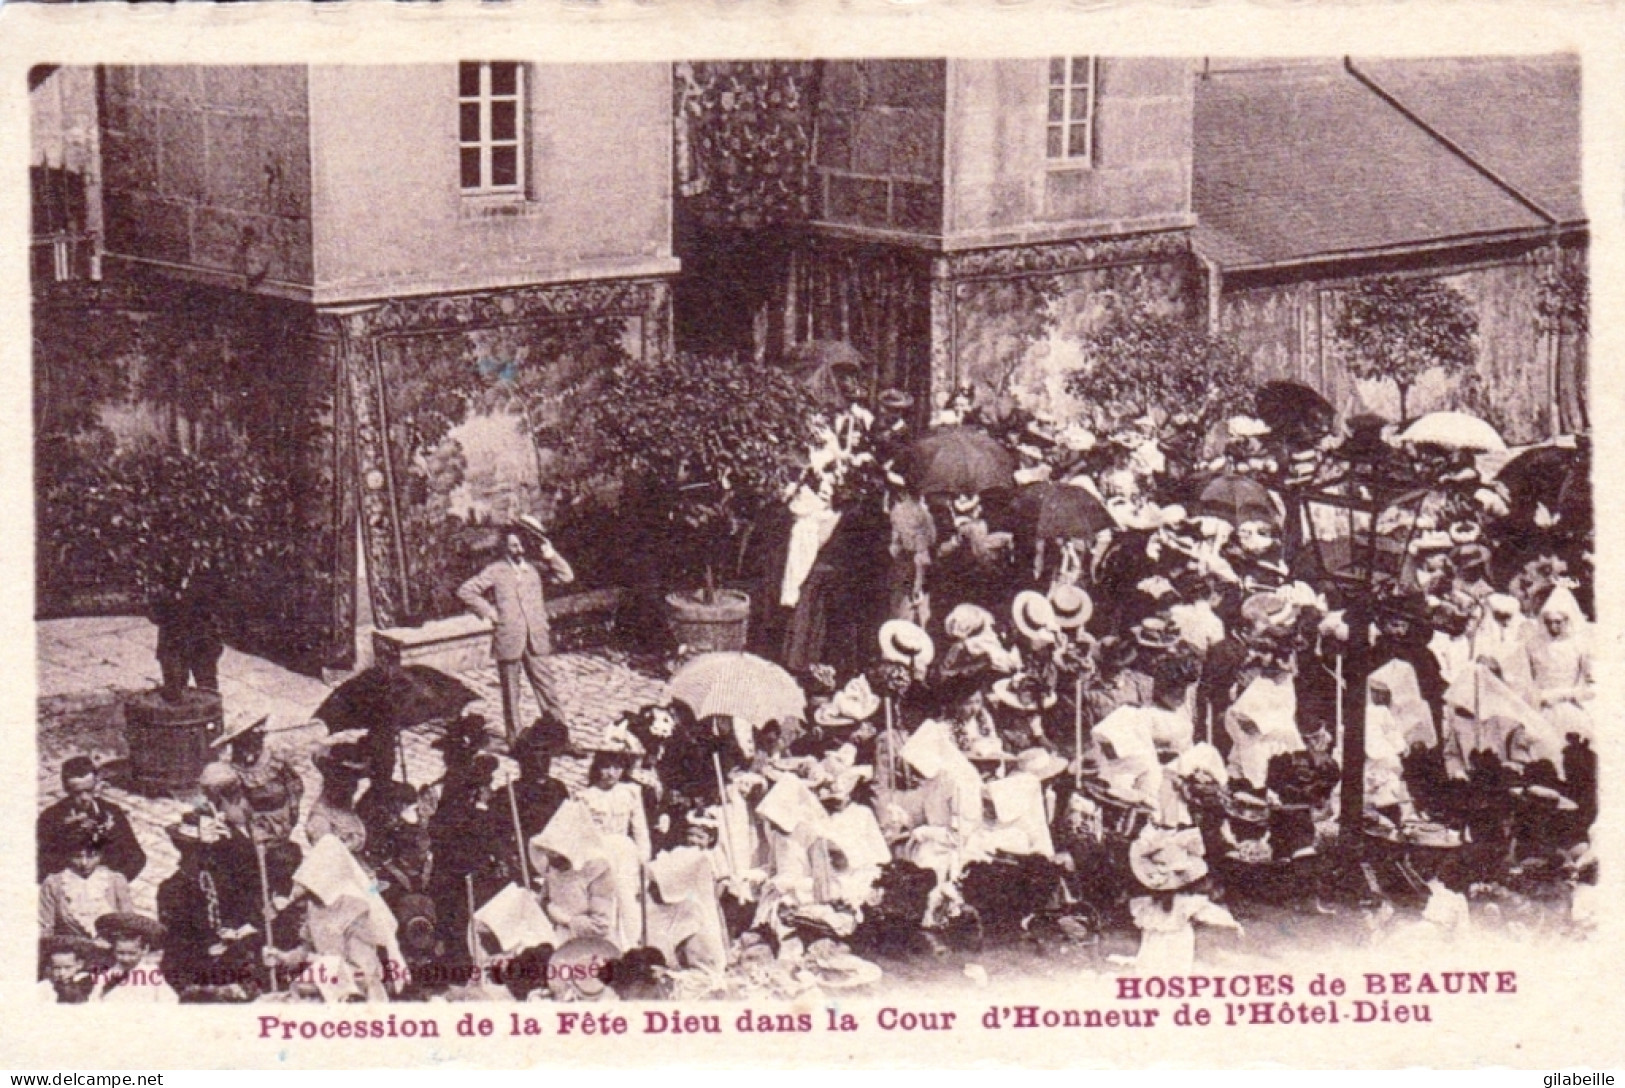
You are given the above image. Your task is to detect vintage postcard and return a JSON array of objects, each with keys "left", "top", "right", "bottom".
[{"left": 2, "top": 0, "right": 1623, "bottom": 1070}]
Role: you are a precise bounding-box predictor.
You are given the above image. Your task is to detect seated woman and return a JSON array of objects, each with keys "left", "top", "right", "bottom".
[
  {"left": 1089, "top": 706, "right": 1164, "bottom": 809},
  {"left": 269, "top": 835, "right": 405, "bottom": 1003},
  {"left": 1525, "top": 583, "right": 1595, "bottom": 742},
  {"left": 531, "top": 801, "right": 620, "bottom": 949},
  {"left": 969, "top": 748, "right": 1069, "bottom": 860},
  {"left": 1223, "top": 675, "right": 1303, "bottom": 795},
  {"left": 894, "top": 720, "right": 986, "bottom": 887}
]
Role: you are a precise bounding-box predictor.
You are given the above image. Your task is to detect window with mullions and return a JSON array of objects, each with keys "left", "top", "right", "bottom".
[
  {"left": 459, "top": 61, "right": 525, "bottom": 195},
  {"left": 1047, "top": 56, "right": 1097, "bottom": 163}
]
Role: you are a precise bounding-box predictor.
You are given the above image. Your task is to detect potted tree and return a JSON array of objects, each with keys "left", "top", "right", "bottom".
[
  {"left": 579, "top": 352, "right": 816, "bottom": 652},
  {"left": 40, "top": 442, "right": 289, "bottom": 793}
]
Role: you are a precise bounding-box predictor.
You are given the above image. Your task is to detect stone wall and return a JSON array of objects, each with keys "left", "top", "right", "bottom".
[
  {"left": 327, "top": 277, "right": 674, "bottom": 632},
  {"left": 100, "top": 65, "right": 314, "bottom": 295},
  {"left": 813, "top": 60, "right": 947, "bottom": 237},
  {"left": 944, "top": 58, "right": 1195, "bottom": 246},
  {"left": 1217, "top": 239, "right": 1589, "bottom": 443},
  {"left": 35, "top": 268, "right": 345, "bottom": 669},
  {"left": 308, "top": 63, "right": 676, "bottom": 302},
  {"left": 930, "top": 230, "right": 1199, "bottom": 418}
]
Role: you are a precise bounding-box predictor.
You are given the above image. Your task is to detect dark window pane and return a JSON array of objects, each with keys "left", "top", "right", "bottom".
[
  {"left": 1047, "top": 125, "right": 1063, "bottom": 158},
  {"left": 1048, "top": 88, "right": 1065, "bottom": 123},
  {"left": 491, "top": 145, "right": 518, "bottom": 187},
  {"left": 460, "top": 103, "right": 482, "bottom": 142},
  {"left": 490, "top": 62, "right": 518, "bottom": 96},
  {"left": 461, "top": 147, "right": 483, "bottom": 189},
  {"left": 1068, "top": 123, "right": 1090, "bottom": 158},
  {"left": 459, "top": 62, "right": 481, "bottom": 98},
  {"left": 1049, "top": 57, "right": 1066, "bottom": 85},
  {"left": 491, "top": 100, "right": 517, "bottom": 141},
  {"left": 1071, "top": 88, "right": 1091, "bottom": 120},
  {"left": 1071, "top": 57, "right": 1090, "bottom": 83}
]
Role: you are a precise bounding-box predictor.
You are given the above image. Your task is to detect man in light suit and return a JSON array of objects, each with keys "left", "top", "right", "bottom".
[{"left": 458, "top": 516, "right": 576, "bottom": 743}]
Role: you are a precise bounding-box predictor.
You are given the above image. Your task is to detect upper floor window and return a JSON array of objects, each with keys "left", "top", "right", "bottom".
[
  {"left": 460, "top": 61, "right": 525, "bottom": 195},
  {"left": 1047, "top": 56, "right": 1096, "bottom": 163}
]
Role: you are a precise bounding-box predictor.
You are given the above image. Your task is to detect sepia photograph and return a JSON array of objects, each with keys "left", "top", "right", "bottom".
[{"left": 21, "top": 44, "right": 1604, "bottom": 1051}]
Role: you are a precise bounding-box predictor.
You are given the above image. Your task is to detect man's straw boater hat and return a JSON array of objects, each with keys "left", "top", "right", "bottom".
[
  {"left": 1012, "top": 591, "right": 1060, "bottom": 645},
  {"left": 513, "top": 514, "right": 550, "bottom": 541},
  {"left": 1128, "top": 825, "right": 1209, "bottom": 892},
  {"left": 879, "top": 620, "right": 935, "bottom": 673},
  {"left": 210, "top": 714, "right": 271, "bottom": 751},
  {"left": 814, "top": 675, "right": 882, "bottom": 727}
]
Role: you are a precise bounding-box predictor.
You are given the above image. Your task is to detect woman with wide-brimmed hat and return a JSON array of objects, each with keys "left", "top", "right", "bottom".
[{"left": 305, "top": 742, "right": 371, "bottom": 857}]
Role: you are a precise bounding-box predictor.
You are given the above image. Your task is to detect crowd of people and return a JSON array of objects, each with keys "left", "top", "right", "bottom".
[{"left": 38, "top": 379, "right": 1599, "bottom": 1005}]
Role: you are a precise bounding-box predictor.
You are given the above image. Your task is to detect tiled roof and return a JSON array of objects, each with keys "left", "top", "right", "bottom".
[
  {"left": 1356, "top": 56, "right": 1583, "bottom": 225},
  {"left": 1193, "top": 58, "right": 1579, "bottom": 271}
]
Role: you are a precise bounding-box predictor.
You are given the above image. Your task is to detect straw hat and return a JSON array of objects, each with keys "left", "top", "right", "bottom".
[
  {"left": 1131, "top": 615, "right": 1180, "bottom": 650},
  {"left": 1128, "top": 825, "right": 1209, "bottom": 892},
  {"left": 878, "top": 389, "right": 914, "bottom": 412},
  {"left": 878, "top": 620, "right": 936, "bottom": 674},
  {"left": 1409, "top": 529, "right": 1454, "bottom": 555},
  {"left": 990, "top": 675, "right": 1057, "bottom": 712},
  {"left": 814, "top": 675, "right": 882, "bottom": 727},
  {"left": 943, "top": 603, "right": 995, "bottom": 641},
  {"left": 1014, "top": 747, "right": 1070, "bottom": 781},
  {"left": 1012, "top": 591, "right": 1060, "bottom": 645},
  {"left": 1048, "top": 584, "right": 1094, "bottom": 629},
  {"left": 513, "top": 514, "right": 551, "bottom": 542},
  {"left": 210, "top": 715, "right": 270, "bottom": 751},
  {"left": 1240, "top": 592, "right": 1297, "bottom": 631}
]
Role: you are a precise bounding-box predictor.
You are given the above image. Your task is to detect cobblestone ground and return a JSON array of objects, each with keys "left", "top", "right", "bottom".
[{"left": 37, "top": 617, "right": 665, "bottom": 914}]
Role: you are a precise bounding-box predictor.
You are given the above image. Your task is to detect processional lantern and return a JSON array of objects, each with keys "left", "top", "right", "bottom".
[{"left": 1287, "top": 422, "right": 1432, "bottom": 831}]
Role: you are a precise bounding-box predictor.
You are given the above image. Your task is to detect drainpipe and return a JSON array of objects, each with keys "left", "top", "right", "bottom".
[{"left": 1199, "top": 251, "right": 1223, "bottom": 330}]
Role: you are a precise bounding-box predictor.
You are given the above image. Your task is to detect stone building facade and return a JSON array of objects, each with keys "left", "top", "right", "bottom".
[{"left": 39, "top": 62, "right": 676, "bottom": 667}]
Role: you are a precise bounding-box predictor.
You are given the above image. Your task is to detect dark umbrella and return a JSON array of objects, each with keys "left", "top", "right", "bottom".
[
  {"left": 787, "top": 340, "right": 866, "bottom": 411},
  {"left": 1011, "top": 482, "right": 1113, "bottom": 540},
  {"left": 1255, "top": 381, "right": 1335, "bottom": 443},
  {"left": 1195, "top": 474, "right": 1278, "bottom": 526},
  {"left": 1496, "top": 443, "right": 1589, "bottom": 522},
  {"left": 314, "top": 665, "right": 483, "bottom": 782},
  {"left": 907, "top": 425, "right": 1016, "bottom": 495}
]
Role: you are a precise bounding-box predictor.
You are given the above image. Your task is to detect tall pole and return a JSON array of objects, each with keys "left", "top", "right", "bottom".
[
  {"left": 505, "top": 778, "right": 531, "bottom": 889},
  {"left": 1338, "top": 598, "right": 1373, "bottom": 830}
]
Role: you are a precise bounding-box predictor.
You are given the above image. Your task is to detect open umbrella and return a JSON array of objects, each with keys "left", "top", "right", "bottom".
[
  {"left": 1398, "top": 412, "right": 1507, "bottom": 452},
  {"left": 1496, "top": 442, "right": 1591, "bottom": 529},
  {"left": 1195, "top": 474, "right": 1277, "bottom": 526},
  {"left": 907, "top": 425, "right": 1016, "bottom": 495},
  {"left": 1254, "top": 381, "right": 1335, "bottom": 442},
  {"left": 787, "top": 340, "right": 866, "bottom": 411},
  {"left": 314, "top": 665, "right": 483, "bottom": 781},
  {"left": 667, "top": 652, "right": 807, "bottom": 728},
  {"left": 1011, "top": 481, "right": 1113, "bottom": 540}
]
